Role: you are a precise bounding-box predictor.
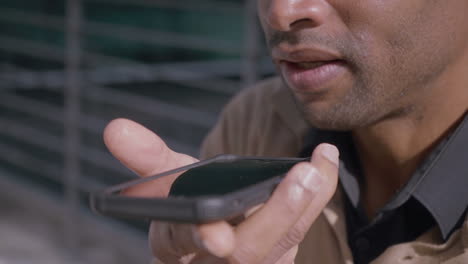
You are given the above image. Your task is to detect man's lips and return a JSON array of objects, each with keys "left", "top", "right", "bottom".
[
  {"left": 273, "top": 46, "right": 348, "bottom": 94},
  {"left": 279, "top": 59, "right": 348, "bottom": 94},
  {"left": 272, "top": 46, "right": 343, "bottom": 64},
  {"left": 288, "top": 60, "right": 339, "bottom": 70}
]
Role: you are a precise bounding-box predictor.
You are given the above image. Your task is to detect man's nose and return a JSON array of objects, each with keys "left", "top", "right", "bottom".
[{"left": 265, "top": 0, "right": 332, "bottom": 31}]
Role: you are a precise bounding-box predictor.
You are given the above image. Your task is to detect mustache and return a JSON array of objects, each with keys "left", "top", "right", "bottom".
[
  {"left": 268, "top": 30, "right": 340, "bottom": 48},
  {"left": 267, "top": 30, "right": 358, "bottom": 64},
  {"left": 268, "top": 31, "right": 303, "bottom": 47}
]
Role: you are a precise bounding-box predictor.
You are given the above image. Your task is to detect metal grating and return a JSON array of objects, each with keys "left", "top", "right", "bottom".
[{"left": 0, "top": 0, "right": 273, "bottom": 262}]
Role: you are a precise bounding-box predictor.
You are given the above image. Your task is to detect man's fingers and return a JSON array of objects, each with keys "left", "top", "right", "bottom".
[
  {"left": 150, "top": 221, "right": 235, "bottom": 262},
  {"left": 262, "top": 143, "right": 340, "bottom": 263},
  {"left": 103, "top": 118, "right": 196, "bottom": 176},
  {"left": 230, "top": 163, "right": 324, "bottom": 263},
  {"left": 198, "top": 222, "right": 236, "bottom": 257},
  {"left": 286, "top": 143, "right": 340, "bottom": 238},
  {"left": 103, "top": 118, "right": 197, "bottom": 197},
  {"left": 228, "top": 143, "right": 339, "bottom": 264},
  {"left": 302, "top": 143, "right": 340, "bottom": 216}
]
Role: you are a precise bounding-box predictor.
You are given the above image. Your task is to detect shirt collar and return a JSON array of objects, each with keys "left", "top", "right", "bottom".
[
  {"left": 407, "top": 113, "right": 468, "bottom": 238},
  {"left": 306, "top": 113, "right": 468, "bottom": 240}
]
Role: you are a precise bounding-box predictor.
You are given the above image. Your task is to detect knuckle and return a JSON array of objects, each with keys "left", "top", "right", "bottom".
[
  {"left": 149, "top": 222, "right": 170, "bottom": 255},
  {"left": 283, "top": 183, "right": 318, "bottom": 215},
  {"left": 284, "top": 194, "right": 304, "bottom": 215},
  {"left": 289, "top": 162, "right": 314, "bottom": 177},
  {"left": 278, "top": 225, "right": 307, "bottom": 250},
  {"left": 149, "top": 222, "right": 184, "bottom": 258},
  {"left": 232, "top": 244, "right": 264, "bottom": 264}
]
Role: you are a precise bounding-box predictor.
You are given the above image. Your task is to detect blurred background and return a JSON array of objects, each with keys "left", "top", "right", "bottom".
[{"left": 0, "top": 0, "right": 275, "bottom": 263}]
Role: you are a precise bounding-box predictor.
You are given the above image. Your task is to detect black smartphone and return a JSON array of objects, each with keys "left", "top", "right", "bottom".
[{"left": 90, "top": 154, "right": 306, "bottom": 223}]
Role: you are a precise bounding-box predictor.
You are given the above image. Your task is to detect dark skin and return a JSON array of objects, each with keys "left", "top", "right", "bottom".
[
  {"left": 259, "top": 0, "right": 468, "bottom": 218},
  {"left": 103, "top": 0, "right": 468, "bottom": 263}
]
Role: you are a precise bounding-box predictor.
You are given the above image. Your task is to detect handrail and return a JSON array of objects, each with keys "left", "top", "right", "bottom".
[
  {"left": 0, "top": 116, "right": 130, "bottom": 176},
  {"left": 0, "top": 7, "right": 240, "bottom": 55},
  {"left": 0, "top": 92, "right": 200, "bottom": 155},
  {"left": 0, "top": 62, "right": 245, "bottom": 95},
  {"left": 86, "top": 0, "right": 242, "bottom": 13}
]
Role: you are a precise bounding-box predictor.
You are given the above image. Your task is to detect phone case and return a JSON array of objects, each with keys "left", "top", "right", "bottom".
[{"left": 90, "top": 155, "right": 306, "bottom": 223}]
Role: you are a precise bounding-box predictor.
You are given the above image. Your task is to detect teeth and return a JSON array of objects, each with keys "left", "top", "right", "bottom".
[{"left": 297, "top": 61, "right": 327, "bottom": 69}]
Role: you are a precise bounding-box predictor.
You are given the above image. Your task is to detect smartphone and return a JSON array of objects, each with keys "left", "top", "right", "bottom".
[{"left": 90, "top": 154, "right": 306, "bottom": 223}]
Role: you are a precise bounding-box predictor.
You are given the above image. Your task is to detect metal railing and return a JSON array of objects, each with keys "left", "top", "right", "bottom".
[{"left": 0, "top": 0, "right": 271, "bottom": 261}]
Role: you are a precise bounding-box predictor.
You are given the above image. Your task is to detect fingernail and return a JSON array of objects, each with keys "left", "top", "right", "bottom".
[
  {"left": 321, "top": 144, "right": 339, "bottom": 166},
  {"left": 202, "top": 239, "right": 224, "bottom": 258}
]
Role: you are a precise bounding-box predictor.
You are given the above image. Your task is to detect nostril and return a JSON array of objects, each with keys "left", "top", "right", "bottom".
[
  {"left": 290, "top": 18, "right": 319, "bottom": 29},
  {"left": 264, "top": 0, "right": 331, "bottom": 31}
]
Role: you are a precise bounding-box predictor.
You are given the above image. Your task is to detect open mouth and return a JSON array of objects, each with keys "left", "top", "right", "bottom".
[
  {"left": 296, "top": 61, "right": 331, "bottom": 69},
  {"left": 280, "top": 59, "right": 348, "bottom": 93},
  {"left": 291, "top": 60, "right": 344, "bottom": 70}
]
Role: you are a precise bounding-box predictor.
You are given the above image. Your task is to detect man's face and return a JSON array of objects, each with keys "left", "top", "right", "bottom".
[{"left": 258, "top": 0, "right": 468, "bottom": 130}]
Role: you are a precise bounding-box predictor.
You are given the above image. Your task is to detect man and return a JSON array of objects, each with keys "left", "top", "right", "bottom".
[{"left": 103, "top": 0, "right": 468, "bottom": 263}]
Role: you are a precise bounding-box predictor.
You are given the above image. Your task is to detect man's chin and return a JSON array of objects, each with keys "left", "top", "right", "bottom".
[
  {"left": 299, "top": 106, "right": 366, "bottom": 131},
  {"left": 306, "top": 117, "right": 355, "bottom": 131},
  {"left": 286, "top": 80, "right": 374, "bottom": 130}
]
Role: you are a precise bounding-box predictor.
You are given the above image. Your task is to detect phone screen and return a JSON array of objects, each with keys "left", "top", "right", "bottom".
[{"left": 169, "top": 158, "right": 303, "bottom": 197}]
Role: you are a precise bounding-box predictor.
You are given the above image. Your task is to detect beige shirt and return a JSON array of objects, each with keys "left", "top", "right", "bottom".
[{"left": 200, "top": 77, "right": 468, "bottom": 264}]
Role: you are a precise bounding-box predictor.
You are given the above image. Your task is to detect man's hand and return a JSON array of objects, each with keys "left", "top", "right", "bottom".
[{"left": 104, "top": 118, "right": 339, "bottom": 264}]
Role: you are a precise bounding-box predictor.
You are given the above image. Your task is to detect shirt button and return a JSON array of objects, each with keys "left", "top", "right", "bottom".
[{"left": 356, "top": 237, "right": 370, "bottom": 251}]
